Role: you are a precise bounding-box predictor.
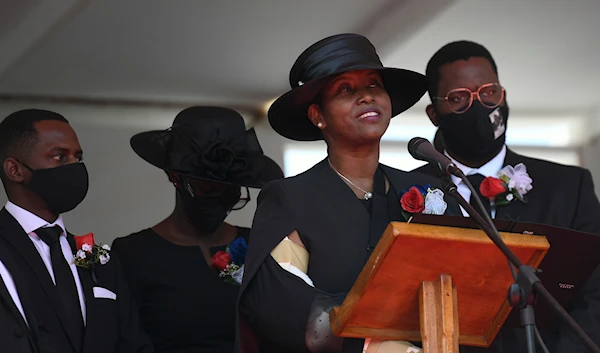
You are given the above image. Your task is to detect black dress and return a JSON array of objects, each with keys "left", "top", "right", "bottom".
[
  {"left": 237, "top": 160, "right": 461, "bottom": 353},
  {"left": 112, "top": 227, "right": 250, "bottom": 353}
]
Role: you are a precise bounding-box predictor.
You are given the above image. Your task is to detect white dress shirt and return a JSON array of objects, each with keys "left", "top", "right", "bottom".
[
  {"left": 5, "top": 201, "right": 87, "bottom": 324},
  {"left": 0, "top": 259, "right": 29, "bottom": 326},
  {"left": 446, "top": 145, "right": 507, "bottom": 219}
]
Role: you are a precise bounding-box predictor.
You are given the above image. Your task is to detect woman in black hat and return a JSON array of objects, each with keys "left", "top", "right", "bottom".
[
  {"left": 237, "top": 34, "right": 460, "bottom": 353},
  {"left": 111, "top": 106, "right": 283, "bottom": 353}
]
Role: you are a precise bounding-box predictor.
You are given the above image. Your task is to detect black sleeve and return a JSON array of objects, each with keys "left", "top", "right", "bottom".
[
  {"left": 551, "top": 169, "right": 600, "bottom": 352},
  {"left": 240, "top": 256, "right": 315, "bottom": 352},
  {"left": 572, "top": 169, "right": 600, "bottom": 235},
  {"left": 238, "top": 181, "right": 351, "bottom": 353},
  {"left": 111, "top": 238, "right": 144, "bottom": 304},
  {"left": 110, "top": 253, "right": 154, "bottom": 353}
]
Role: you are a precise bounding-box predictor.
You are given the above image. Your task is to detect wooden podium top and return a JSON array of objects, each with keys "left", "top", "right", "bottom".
[{"left": 330, "top": 222, "right": 550, "bottom": 347}]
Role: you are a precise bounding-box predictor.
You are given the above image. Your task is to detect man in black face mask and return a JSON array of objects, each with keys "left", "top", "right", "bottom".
[
  {"left": 414, "top": 41, "right": 600, "bottom": 353},
  {"left": 0, "top": 109, "right": 152, "bottom": 353}
]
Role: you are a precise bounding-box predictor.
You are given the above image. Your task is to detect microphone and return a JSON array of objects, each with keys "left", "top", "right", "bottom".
[{"left": 408, "top": 137, "right": 464, "bottom": 177}]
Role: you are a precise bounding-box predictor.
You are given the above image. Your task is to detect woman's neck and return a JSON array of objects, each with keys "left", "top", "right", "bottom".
[
  {"left": 327, "top": 143, "right": 380, "bottom": 178},
  {"left": 327, "top": 142, "right": 380, "bottom": 198}
]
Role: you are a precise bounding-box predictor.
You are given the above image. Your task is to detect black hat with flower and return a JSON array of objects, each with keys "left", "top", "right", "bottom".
[{"left": 130, "top": 106, "right": 284, "bottom": 188}]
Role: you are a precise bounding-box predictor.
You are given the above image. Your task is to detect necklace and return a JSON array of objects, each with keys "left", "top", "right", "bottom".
[{"left": 327, "top": 158, "right": 373, "bottom": 200}]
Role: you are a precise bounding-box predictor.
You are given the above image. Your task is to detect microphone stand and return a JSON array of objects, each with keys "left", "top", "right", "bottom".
[{"left": 441, "top": 175, "right": 600, "bottom": 353}]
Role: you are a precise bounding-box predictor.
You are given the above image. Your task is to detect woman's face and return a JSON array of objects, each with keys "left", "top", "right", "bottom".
[{"left": 308, "top": 69, "right": 392, "bottom": 145}]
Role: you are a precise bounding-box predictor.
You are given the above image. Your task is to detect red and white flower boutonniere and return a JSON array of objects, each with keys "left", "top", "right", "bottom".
[
  {"left": 400, "top": 184, "right": 448, "bottom": 221},
  {"left": 211, "top": 237, "right": 247, "bottom": 286},
  {"left": 72, "top": 233, "right": 111, "bottom": 270},
  {"left": 480, "top": 163, "right": 533, "bottom": 206}
]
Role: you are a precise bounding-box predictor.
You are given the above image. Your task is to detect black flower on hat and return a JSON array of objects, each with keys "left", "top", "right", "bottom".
[{"left": 167, "top": 126, "right": 264, "bottom": 182}]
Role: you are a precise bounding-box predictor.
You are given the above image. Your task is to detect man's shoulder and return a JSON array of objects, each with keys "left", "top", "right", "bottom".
[
  {"left": 410, "top": 162, "right": 441, "bottom": 177},
  {"left": 509, "top": 150, "right": 590, "bottom": 182}
]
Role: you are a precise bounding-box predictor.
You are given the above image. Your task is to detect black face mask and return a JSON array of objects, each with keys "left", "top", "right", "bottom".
[
  {"left": 20, "top": 162, "right": 89, "bottom": 214},
  {"left": 437, "top": 101, "right": 509, "bottom": 161},
  {"left": 178, "top": 184, "right": 241, "bottom": 234}
]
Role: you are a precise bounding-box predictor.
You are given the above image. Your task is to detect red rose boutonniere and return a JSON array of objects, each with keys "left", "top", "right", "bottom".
[
  {"left": 211, "top": 251, "right": 231, "bottom": 271},
  {"left": 399, "top": 184, "right": 448, "bottom": 221},
  {"left": 479, "top": 163, "right": 533, "bottom": 207},
  {"left": 72, "top": 233, "right": 111, "bottom": 270},
  {"left": 210, "top": 237, "right": 248, "bottom": 286}
]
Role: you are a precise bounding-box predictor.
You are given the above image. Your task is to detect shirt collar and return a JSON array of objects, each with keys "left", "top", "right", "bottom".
[
  {"left": 5, "top": 201, "right": 66, "bottom": 236},
  {"left": 446, "top": 145, "right": 507, "bottom": 185}
]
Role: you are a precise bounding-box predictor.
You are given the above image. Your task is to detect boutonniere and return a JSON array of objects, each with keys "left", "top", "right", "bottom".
[
  {"left": 480, "top": 163, "right": 533, "bottom": 206},
  {"left": 72, "top": 233, "right": 111, "bottom": 278},
  {"left": 211, "top": 237, "right": 248, "bottom": 286},
  {"left": 400, "top": 184, "right": 448, "bottom": 221}
]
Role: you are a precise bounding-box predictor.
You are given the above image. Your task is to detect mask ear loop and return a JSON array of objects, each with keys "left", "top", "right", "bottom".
[
  {"left": 185, "top": 181, "right": 195, "bottom": 197},
  {"left": 13, "top": 158, "right": 34, "bottom": 172}
]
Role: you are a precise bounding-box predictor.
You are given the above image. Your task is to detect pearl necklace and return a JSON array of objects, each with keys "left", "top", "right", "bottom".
[{"left": 327, "top": 158, "right": 373, "bottom": 200}]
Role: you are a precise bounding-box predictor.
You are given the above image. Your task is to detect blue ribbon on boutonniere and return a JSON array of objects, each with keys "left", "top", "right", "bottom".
[{"left": 211, "top": 237, "right": 248, "bottom": 285}]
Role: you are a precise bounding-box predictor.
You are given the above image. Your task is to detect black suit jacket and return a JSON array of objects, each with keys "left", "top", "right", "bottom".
[
  {"left": 0, "top": 238, "right": 40, "bottom": 353},
  {"left": 414, "top": 148, "right": 600, "bottom": 353},
  {"left": 237, "top": 159, "right": 461, "bottom": 352},
  {"left": 0, "top": 208, "right": 153, "bottom": 353}
]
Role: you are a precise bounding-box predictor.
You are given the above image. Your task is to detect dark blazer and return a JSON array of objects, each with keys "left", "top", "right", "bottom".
[
  {"left": 414, "top": 148, "right": 600, "bottom": 353},
  {"left": 0, "top": 238, "right": 40, "bottom": 353},
  {"left": 0, "top": 208, "right": 153, "bottom": 353},
  {"left": 237, "top": 159, "right": 461, "bottom": 353}
]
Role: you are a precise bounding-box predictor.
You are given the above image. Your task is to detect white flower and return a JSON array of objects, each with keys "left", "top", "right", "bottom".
[
  {"left": 101, "top": 244, "right": 111, "bottom": 251},
  {"left": 498, "top": 163, "right": 533, "bottom": 196},
  {"left": 231, "top": 265, "right": 245, "bottom": 284},
  {"left": 81, "top": 243, "right": 92, "bottom": 252},
  {"left": 99, "top": 253, "right": 110, "bottom": 265},
  {"left": 76, "top": 250, "right": 86, "bottom": 259},
  {"left": 506, "top": 193, "right": 514, "bottom": 201},
  {"left": 423, "top": 188, "right": 447, "bottom": 215}
]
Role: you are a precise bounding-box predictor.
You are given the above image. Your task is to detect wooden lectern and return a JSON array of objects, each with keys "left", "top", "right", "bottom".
[{"left": 329, "top": 222, "right": 550, "bottom": 353}]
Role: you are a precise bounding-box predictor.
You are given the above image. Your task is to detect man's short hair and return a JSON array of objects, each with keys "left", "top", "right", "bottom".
[
  {"left": 0, "top": 109, "right": 69, "bottom": 178},
  {"left": 426, "top": 40, "right": 498, "bottom": 102}
]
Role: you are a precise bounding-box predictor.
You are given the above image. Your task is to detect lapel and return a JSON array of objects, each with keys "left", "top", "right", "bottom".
[
  {"left": 381, "top": 164, "right": 413, "bottom": 204},
  {"left": 0, "top": 208, "right": 78, "bottom": 352},
  {"left": 66, "top": 234, "right": 98, "bottom": 352},
  {"left": 0, "top": 242, "right": 41, "bottom": 353},
  {"left": 311, "top": 159, "right": 371, "bottom": 245},
  {"left": 493, "top": 149, "right": 528, "bottom": 224},
  {"left": 0, "top": 275, "right": 25, "bottom": 324},
  {"left": 0, "top": 269, "right": 35, "bottom": 344}
]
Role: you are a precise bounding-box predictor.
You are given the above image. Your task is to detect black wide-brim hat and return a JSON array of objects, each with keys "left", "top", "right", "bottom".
[
  {"left": 268, "top": 33, "right": 428, "bottom": 141},
  {"left": 130, "top": 106, "right": 284, "bottom": 188}
]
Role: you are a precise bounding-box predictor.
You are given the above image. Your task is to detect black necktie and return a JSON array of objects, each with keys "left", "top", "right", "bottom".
[
  {"left": 466, "top": 174, "right": 492, "bottom": 218},
  {"left": 36, "top": 226, "right": 84, "bottom": 348}
]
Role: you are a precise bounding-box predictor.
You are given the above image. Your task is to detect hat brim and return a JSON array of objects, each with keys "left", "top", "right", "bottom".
[
  {"left": 268, "top": 66, "right": 428, "bottom": 141},
  {"left": 130, "top": 131, "right": 284, "bottom": 188}
]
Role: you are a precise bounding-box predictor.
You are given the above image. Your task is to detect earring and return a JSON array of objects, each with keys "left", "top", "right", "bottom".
[
  {"left": 317, "top": 122, "right": 323, "bottom": 128},
  {"left": 173, "top": 182, "right": 178, "bottom": 188}
]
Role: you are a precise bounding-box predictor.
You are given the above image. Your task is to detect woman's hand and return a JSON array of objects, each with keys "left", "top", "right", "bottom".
[{"left": 288, "top": 230, "right": 306, "bottom": 249}]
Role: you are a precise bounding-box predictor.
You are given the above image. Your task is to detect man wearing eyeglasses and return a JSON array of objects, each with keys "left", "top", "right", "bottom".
[{"left": 414, "top": 40, "right": 600, "bottom": 353}]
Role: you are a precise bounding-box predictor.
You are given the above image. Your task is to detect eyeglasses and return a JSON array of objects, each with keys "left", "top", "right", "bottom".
[
  {"left": 231, "top": 187, "right": 251, "bottom": 211},
  {"left": 185, "top": 181, "right": 251, "bottom": 211},
  {"left": 434, "top": 83, "right": 505, "bottom": 114}
]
